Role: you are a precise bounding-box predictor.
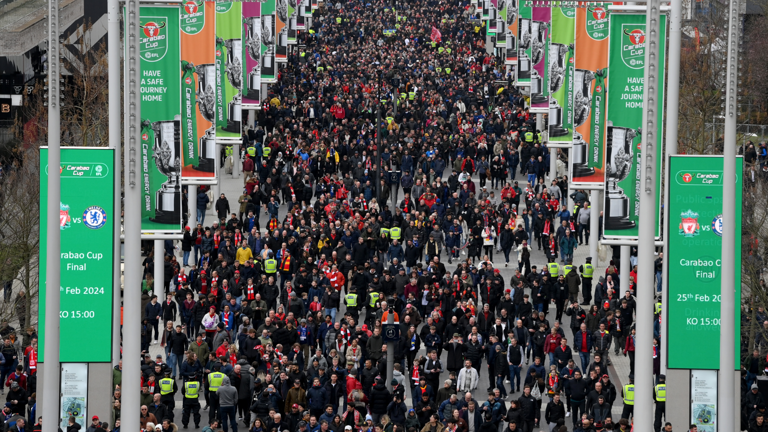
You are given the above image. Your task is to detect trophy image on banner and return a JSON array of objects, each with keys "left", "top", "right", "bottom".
[
  {"left": 147, "top": 117, "right": 182, "bottom": 224},
  {"left": 244, "top": 15, "right": 262, "bottom": 101},
  {"left": 262, "top": 14, "right": 276, "bottom": 78},
  {"left": 571, "top": 69, "right": 596, "bottom": 176},
  {"left": 195, "top": 63, "right": 217, "bottom": 172},
  {"left": 604, "top": 122, "right": 640, "bottom": 230},
  {"left": 223, "top": 38, "right": 243, "bottom": 133},
  {"left": 518, "top": 17, "right": 531, "bottom": 80},
  {"left": 529, "top": 21, "right": 547, "bottom": 105},
  {"left": 548, "top": 43, "right": 570, "bottom": 137}
]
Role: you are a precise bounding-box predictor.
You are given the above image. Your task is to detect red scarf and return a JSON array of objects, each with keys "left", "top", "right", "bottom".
[
  {"left": 246, "top": 285, "right": 255, "bottom": 300},
  {"left": 234, "top": 232, "right": 243, "bottom": 245},
  {"left": 412, "top": 367, "right": 420, "bottom": 385}
]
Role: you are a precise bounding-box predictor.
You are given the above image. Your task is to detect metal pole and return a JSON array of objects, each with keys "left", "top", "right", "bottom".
[
  {"left": 212, "top": 148, "right": 221, "bottom": 217},
  {"left": 589, "top": 190, "right": 599, "bottom": 265},
  {"left": 154, "top": 239, "right": 165, "bottom": 300},
  {"left": 122, "top": 0, "right": 142, "bottom": 430},
  {"left": 660, "top": 0, "right": 682, "bottom": 376},
  {"left": 42, "top": 0, "right": 62, "bottom": 426},
  {"left": 386, "top": 305, "right": 394, "bottom": 391},
  {"left": 635, "top": 0, "right": 661, "bottom": 430},
  {"left": 233, "top": 144, "right": 240, "bottom": 178},
  {"left": 188, "top": 185, "right": 198, "bottom": 227},
  {"left": 620, "top": 245, "right": 630, "bottom": 294},
  {"left": 549, "top": 147, "right": 557, "bottom": 182},
  {"left": 719, "top": 0, "right": 740, "bottom": 429},
  {"left": 108, "top": 0, "right": 122, "bottom": 366}
]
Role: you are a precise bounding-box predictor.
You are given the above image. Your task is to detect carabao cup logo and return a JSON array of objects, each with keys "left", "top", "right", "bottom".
[
  {"left": 585, "top": 6, "right": 608, "bottom": 40},
  {"left": 621, "top": 24, "right": 645, "bottom": 69},
  {"left": 140, "top": 18, "right": 168, "bottom": 62},
  {"left": 182, "top": 1, "right": 205, "bottom": 35}
]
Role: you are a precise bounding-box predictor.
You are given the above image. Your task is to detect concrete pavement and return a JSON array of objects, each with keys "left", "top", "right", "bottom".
[{"left": 145, "top": 164, "right": 637, "bottom": 431}]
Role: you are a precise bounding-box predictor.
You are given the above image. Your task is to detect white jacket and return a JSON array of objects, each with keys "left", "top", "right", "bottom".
[{"left": 457, "top": 367, "right": 479, "bottom": 392}]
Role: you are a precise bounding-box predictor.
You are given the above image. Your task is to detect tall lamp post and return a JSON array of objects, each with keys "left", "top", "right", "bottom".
[{"left": 42, "top": 0, "right": 62, "bottom": 427}]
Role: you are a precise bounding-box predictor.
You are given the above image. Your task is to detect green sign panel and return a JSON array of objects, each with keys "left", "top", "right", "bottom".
[
  {"left": 667, "top": 155, "right": 742, "bottom": 370},
  {"left": 215, "top": 1, "right": 243, "bottom": 139},
  {"left": 548, "top": 6, "right": 575, "bottom": 143},
  {"left": 39, "top": 148, "right": 115, "bottom": 363},
  {"left": 137, "top": 6, "right": 183, "bottom": 233},
  {"left": 602, "top": 13, "right": 666, "bottom": 239}
]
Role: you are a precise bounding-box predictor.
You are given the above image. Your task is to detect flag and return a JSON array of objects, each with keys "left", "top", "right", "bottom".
[{"left": 431, "top": 26, "right": 442, "bottom": 42}]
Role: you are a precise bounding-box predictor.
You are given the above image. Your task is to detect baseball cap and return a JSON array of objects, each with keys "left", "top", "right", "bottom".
[
  {"left": 92, "top": 416, "right": 99, "bottom": 421},
  {"left": 293, "top": 403, "right": 300, "bottom": 409}
]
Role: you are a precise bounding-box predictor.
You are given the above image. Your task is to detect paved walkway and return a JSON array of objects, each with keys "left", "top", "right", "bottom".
[{"left": 148, "top": 164, "right": 634, "bottom": 429}]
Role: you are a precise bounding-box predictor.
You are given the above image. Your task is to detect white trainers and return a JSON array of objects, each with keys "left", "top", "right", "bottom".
[
  {"left": 505, "top": 380, "right": 510, "bottom": 384},
  {"left": 565, "top": 412, "right": 570, "bottom": 417}
]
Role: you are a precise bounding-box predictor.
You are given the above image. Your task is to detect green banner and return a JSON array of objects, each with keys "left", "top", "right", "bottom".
[
  {"left": 261, "top": 0, "right": 277, "bottom": 82},
  {"left": 548, "top": 6, "right": 575, "bottom": 143},
  {"left": 667, "top": 156, "right": 742, "bottom": 370},
  {"left": 39, "top": 148, "right": 115, "bottom": 363},
  {"left": 602, "top": 13, "right": 665, "bottom": 238},
  {"left": 215, "top": 2, "right": 243, "bottom": 139},
  {"left": 517, "top": 2, "right": 531, "bottom": 85},
  {"left": 181, "top": 61, "right": 199, "bottom": 167},
  {"left": 137, "top": 6, "right": 183, "bottom": 232}
]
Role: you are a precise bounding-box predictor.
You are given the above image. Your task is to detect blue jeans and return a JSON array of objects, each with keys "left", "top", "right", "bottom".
[
  {"left": 166, "top": 352, "right": 178, "bottom": 377},
  {"left": 747, "top": 371, "right": 757, "bottom": 390},
  {"left": 325, "top": 308, "right": 337, "bottom": 322},
  {"left": 527, "top": 173, "right": 536, "bottom": 185},
  {"left": 495, "top": 375, "right": 508, "bottom": 396},
  {"left": 656, "top": 271, "right": 662, "bottom": 292},
  {"left": 220, "top": 406, "right": 238, "bottom": 432},
  {"left": 536, "top": 303, "right": 544, "bottom": 313},
  {"left": 509, "top": 365, "right": 521, "bottom": 391},
  {"left": 183, "top": 251, "right": 190, "bottom": 266},
  {"left": 197, "top": 209, "right": 205, "bottom": 225},
  {"left": 548, "top": 353, "right": 556, "bottom": 369},
  {"left": 193, "top": 244, "right": 201, "bottom": 264},
  {"left": 579, "top": 351, "right": 590, "bottom": 373}
]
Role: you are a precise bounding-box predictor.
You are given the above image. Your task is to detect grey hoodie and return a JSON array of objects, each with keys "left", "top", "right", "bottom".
[{"left": 217, "top": 376, "right": 239, "bottom": 407}]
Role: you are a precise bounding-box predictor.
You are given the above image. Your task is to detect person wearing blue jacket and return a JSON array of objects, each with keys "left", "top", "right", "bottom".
[
  {"left": 197, "top": 191, "right": 210, "bottom": 225},
  {"left": 573, "top": 323, "right": 593, "bottom": 373},
  {"left": 307, "top": 378, "right": 328, "bottom": 419}
]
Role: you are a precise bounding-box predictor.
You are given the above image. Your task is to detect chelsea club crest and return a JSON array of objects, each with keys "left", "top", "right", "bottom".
[
  {"left": 712, "top": 214, "right": 723, "bottom": 237},
  {"left": 83, "top": 206, "right": 107, "bottom": 229}
]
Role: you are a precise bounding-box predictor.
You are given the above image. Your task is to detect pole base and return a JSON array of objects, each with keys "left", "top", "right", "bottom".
[
  {"left": 550, "top": 126, "right": 570, "bottom": 137},
  {"left": 196, "top": 158, "right": 215, "bottom": 173},
  {"left": 605, "top": 216, "right": 636, "bottom": 230},
  {"left": 151, "top": 208, "right": 181, "bottom": 225},
  {"left": 572, "top": 164, "right": 595, "bottom": 177}
]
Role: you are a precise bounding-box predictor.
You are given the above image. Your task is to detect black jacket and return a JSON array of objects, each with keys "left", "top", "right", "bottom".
[{"left": 368, "top": 382, "right": 392, "bottom": 414}]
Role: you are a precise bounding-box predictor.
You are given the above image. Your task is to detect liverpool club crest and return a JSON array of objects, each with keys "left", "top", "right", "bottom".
[{"left": 679, "top": 210, "right": 700, "bottom": 237}]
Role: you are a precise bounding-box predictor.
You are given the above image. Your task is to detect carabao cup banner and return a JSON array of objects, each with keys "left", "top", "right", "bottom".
[
  {"left": 548, "top": 6, "right": 574, "bottom": 144},
  {"left": 260, "top": 0, "right": 278, "bottom": 82},
  {"left": 517, "top": 2, "right": 531, "bottom": 85},
  {"left": 275, "top": 0, "right": 289, "bottom": 61},
  {"left": 138, "top": 6, "right": 183, "bottom": 232},
  {"left": 501, "top": 0, "right": 518, "bottom": 65},
  {"left": 181, "top": 1, "right": 218, "bottom": 182},
  {"left": 39, "top": 148, "right": 115, "bottom": 362},
  {"left": 529, "top": 5, "right": 550, "bottom": 112},
  {"left": 215, "top": 2, "right": 243, "bottom": 140},
  {"left": 570, "top": 4, "right": 610, "bottom": 185},
  {"left": 602, "top": 13, "right": 666, "bottom": 239},
  {"left": 243, "top": 2, "right": 262, "bottom": 109},
  {"left": 667, "top": 155, "right": 742, "bottom": 370}
]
